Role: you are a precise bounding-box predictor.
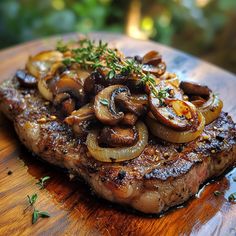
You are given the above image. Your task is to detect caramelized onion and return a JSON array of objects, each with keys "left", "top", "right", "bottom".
[
  {"left": 146, "top": 112, "right": 205, "bottom": 143},
  {"left": 86, "top": 121, "right": 148, "bottom": 162},
  {"left": 160, "top": 73, "right": 180, "bottom": 88},
  {"left": 38, "top": 76, "right": 54, "bottom": 101},
  {"left": 197, "top": 94, "right": 223, "bottom": 125},
  {"left": 26, "top": 51, "right": 63, "bottom": 79},
  {"left": 149, "top": 98, "right": 198, "bottom": 131}
]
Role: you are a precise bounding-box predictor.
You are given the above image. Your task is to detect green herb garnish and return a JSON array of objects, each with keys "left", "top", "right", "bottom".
[
  {"left": 107, "top": 69, "right": 116, "bottom": 79},
  {"left": 100, "top": 98, "right": 109, "bottom": 106},
  {"left": 24, "top": 193, "right": 38, "bottom": 212},
  {"left": 26, "top": 193, "right": 50, "bottom": 224},
  {"left": 213, "top": 191, "right": 222, "bottom": 196},
  {"left": 228, "top": 192, "right": 236, "bottom": 202},
  {"left": 32, "top": 209, "right": 50, "bottom": 224},
  {"left": 57, "top": 38, "right": 165, "bottom": 100},
  {"left": 36, "top": 176, "right": 50, "bottom": 189},
  {"left": 157, "top": 89, "right": 169, "bottom": 100},
  {"left": 27, "top": 194, "right": 38, "bottom": 206},
  {"left": 56, "top": 40, "right": 69, "bottom": 53},
  {"left": 63, "top": 58, "right": 75, "bottom": 67}
]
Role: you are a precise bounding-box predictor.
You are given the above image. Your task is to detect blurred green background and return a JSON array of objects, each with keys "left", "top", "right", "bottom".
[{"left": 0, "top": 0, "right": 236, "bottom": 73}]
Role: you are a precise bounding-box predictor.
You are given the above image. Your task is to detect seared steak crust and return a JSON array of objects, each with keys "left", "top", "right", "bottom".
[{"left": 1, "top": 78, "right": 236, "bottom": 214}]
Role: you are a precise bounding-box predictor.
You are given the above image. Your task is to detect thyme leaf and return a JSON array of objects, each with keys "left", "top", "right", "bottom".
[
  {"left": 58, "top": 38, "right": 165, "bottom": 100},
  {"left": 56, "top": 40, "right": 69, "bottom": 53},
  {"left": 32, "top": 209, "right": 50, "bottom": 224},
  {"left": 24, "top": 193, "right": 38, "bottom": 212},
  {"left": 39, "top": 211, "right": 51, "bottom": 218},
  {"left": 32, "top": 209, "right": 39, "bottom": 224},
  {"left": 107, "top": 70, "right": 116, "bottom": 79},
  {"left": 27, "top": 194, "right": 38, "bottom": 206},
  {"left": 100, "top": 98, "right": 109, "bottom": 106},
  {"left": 213, "top": 191, "right": 222, "bottom": 196},
  {"left": 36, "top": 176, "right": 50, "bottom": 189}
]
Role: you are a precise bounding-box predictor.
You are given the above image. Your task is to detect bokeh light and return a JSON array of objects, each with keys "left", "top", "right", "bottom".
[{"left": 0, "top": 0, "right": 235, "bottom": 73}]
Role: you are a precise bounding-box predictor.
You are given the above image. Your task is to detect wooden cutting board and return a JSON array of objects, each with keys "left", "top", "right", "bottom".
[{"left": 0, "top": 33, "right": 236, "bottom": 236}]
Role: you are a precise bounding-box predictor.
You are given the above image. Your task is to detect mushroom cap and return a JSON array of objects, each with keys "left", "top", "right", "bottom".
[
  {"left": 98, "top": 126, "right": 138, "bottom": 147},
  {"left": 94, "top": 85, "right": 130, "bottom": 125},
  {"left": 53, "top": 70, "right": 89, "bottom": 107},
  {"left": 180, "top": 81, "right": 211, "bottom": 96}
]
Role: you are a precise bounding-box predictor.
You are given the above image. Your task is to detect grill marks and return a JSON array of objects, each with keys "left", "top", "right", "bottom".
[{"left": 0, "top": 78, "right": 236, "bottom": 214}]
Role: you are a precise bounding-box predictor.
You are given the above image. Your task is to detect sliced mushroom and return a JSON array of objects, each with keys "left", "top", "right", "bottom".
[
  {"left": 83, "top": 71, "right": 105, "bottom": 95},
  {"left": 142, "top": 50, "right": 162, "bottom": 66},
  {"left": 148, "top": 80, "right": 183, "bottom": 100},
  {"left": 94, "top": 85, "right": 129, "bottom": 125},
  {"left": 142, "top": 50, "right": 166, "bottom": 77},
  {"left": 26, "top": 50, "right": 63, "bottom": 79},
  {"left": 53, "top": 92, "right": 74, "bottom": 115},
  {"left": 65, "top": 103, "right": 95, "bottom": 135},
  {"left": 180, "top": 81, "right": 210, "bottom": 96},
  {"left": 84, "top": 68, "right": 145, "bottom": 95},
  {"left": 65, "top": 103, "right": 95, "bottom": 125},
  {"left": 16, "top": 70, "right": 37, "bottom": 88},
  {"left": 38, "top": 75, "right": 57, "bottom": 101},
  {"left": 133, "top": 55, "right": 143, "bottom": 64},
  {"left": 121, "top": 113, "right": 138, "bottom": 126},
  {"left": 83, "top": 72, "right": 96, "bottom": 94},
  {"left": 98, "top": 126, "right": 138, "bottom": 147},
  {"left": 115, "top": 93, "right": 148, "bottom": 116},
  {"left": 53, "top": 70, "right": 89, "bottom": 107},
  {"left": 53, "top": 92, "right": 71, "bottom": 105},
  {"left": 149, "top": 98, "right": 198, "bottom": 131},
  {"left": 61, "top": 98, "right": 76, "bottom": 115}
]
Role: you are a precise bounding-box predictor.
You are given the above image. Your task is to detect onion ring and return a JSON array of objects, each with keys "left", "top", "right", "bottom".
[
  {"left": 38, "top": 76, "right": 53, "bottom": 101},
  {"left": 86, "top": 121, "right": 148, "bottom": 162},
  {"left": 146, "top": 112, "right": 205, "bottom": 143},
  {"left": 198, "top": 94, "right": 223, "bottom": 125}
]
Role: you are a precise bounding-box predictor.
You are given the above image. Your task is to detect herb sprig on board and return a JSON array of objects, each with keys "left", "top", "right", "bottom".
[
  {"left": 57, "top": 38, "right": 165, "bottom": 101},
  {"left": 32, "top": 210, "right": 50, "bottom": 224},
  {"left": 25, "top": 176, "right": 51, "bottom": 224},
  {"left": 36, "top": 176, "right": 51, "bottom": 189},
  {"left": 27, "top": 194, "right": 38, "bottom": 206},
  {"left": 25, "top": 194, "right": 50, "bottom": 224}
]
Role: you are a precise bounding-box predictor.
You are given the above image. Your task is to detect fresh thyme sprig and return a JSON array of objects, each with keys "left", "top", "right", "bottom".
[
  {"left": 24, "top": 193, "right": 38, "bottom": 213},
  {"left": 214, "top": 191, "right": 222, "bottom": 196},
  {"left": 27, "top": 194, "right": 38, "bottom": 206},
  {"left": 36, "top": 176, "right": 51, "bottom": 189},
  {"left": 25, "top": 194, "right": 50, "bottom": 224},
  {"left": 57, "top": 38, "right": 166, "bottom": 101},
  {"left": 56, "top": 40, "right": 69, "bottom": 53},
  {"left": 32, "top": 209, "right": 50, "bottom": 224}
]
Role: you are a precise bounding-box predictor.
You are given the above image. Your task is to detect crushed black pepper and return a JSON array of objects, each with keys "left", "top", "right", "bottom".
[
  {"left": 176, "top": 145, "right": 184, "bottom": 153},
  {"left": 117, "top": 170, "right": 126, "bottom": 180}
]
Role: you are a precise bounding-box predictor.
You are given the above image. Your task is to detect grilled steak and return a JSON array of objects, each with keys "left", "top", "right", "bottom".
[{"left": 1, "top": 77, "right": 236, "bottom": 214}]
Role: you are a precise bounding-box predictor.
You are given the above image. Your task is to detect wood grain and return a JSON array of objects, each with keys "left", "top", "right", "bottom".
[{"left": 0, "top": 33, "right": 236, "bottom": 236}]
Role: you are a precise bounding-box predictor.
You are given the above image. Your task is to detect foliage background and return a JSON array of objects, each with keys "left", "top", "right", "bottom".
[{"left": 0, "top": 0, "right": 235, "bottom": 73}]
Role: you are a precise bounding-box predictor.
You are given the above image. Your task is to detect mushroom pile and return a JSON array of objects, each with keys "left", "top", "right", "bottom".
[{"left": 16, "top": 39, "right": 223, "bottom": 162}]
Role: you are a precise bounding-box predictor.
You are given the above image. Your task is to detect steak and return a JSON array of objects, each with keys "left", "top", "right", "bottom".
[{"left": 0, "top": 77, "right": 236, "bottom": 214}]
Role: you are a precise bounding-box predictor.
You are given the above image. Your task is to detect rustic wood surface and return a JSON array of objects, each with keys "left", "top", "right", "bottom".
[{"left": 0, "top": 33, "right": 236, "bottom": 236}]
